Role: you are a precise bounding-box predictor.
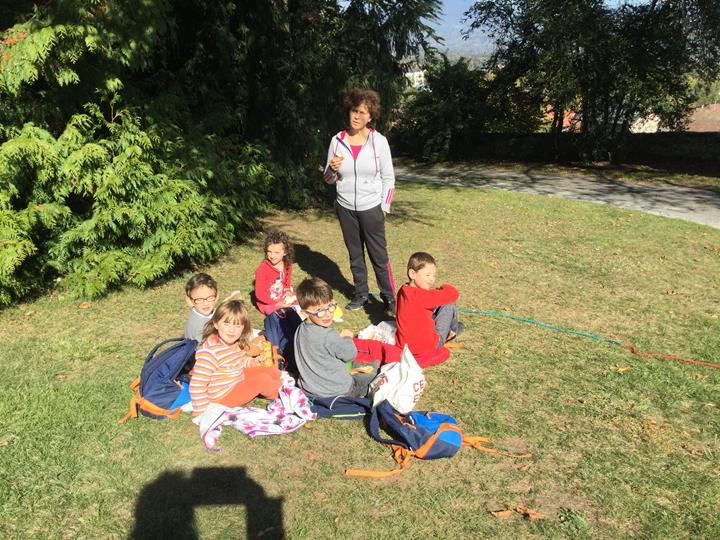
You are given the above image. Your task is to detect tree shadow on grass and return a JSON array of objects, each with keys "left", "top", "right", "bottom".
[
  {"left": 519, "top": 163, "right": 720, "bottom": 213},
  {"left": 130, "top": 467, "right": 284, "bottom": 540},
  {"left": 293, "top": 244, "right": 397, "bottom": 324},
  {"left": 395, "top": 174, "right": 507, "bottom": 200},
  {"left": 398, "top": 161, "right": 720, "bottom": 218},
  {"left": 293, "top": 243, "right": 354, "bottom": 299},
  {"left": 385, "top": 198, "right": 434, "bottom": 227}
]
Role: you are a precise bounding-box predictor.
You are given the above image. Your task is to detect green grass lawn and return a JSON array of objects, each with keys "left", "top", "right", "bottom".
[{"left": 1, "top": 181, "right": 719, "bottom": 539}]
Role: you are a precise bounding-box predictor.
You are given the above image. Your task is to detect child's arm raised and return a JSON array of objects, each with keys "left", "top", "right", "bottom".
[{"left": 418, "top": 284, "right": 459, "bottom": 308}]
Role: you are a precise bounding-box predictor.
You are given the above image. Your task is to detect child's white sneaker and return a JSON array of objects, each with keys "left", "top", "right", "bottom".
[{"left": 180, "top": 402, "right": 194, "bottom": 413}]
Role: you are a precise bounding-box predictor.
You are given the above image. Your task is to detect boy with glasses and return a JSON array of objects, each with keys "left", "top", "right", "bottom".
[
  {"left": 294, "top": 277, "right": 394, "bottom": 398},
  {"left": 184, "top": 273, "right": 219, "bottom": 344}
]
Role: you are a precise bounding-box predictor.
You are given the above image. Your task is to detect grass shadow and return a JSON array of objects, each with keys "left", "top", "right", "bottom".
[
  {"left": 397, "top": 160, "right": 720, "bottom": 219},
  {"left": 130, "top": 467, "right": 284, "bottom": 540},
  {"left": 387, "top": 196, "right": 438, "bottom": 227},
  {"left": 520, "top": 163, "right": 720, "bottom": 210},
  {"left": 364, "top": 294, "right": 394, "bottom": 325},
  {"left": 294, "top": 243, "right": 354, "bottom": 299}
]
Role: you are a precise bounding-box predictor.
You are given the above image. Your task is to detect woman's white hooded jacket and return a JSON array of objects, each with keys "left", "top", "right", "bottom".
[{"left": 323, "top": 129, "right": 395, "bottom": 213}]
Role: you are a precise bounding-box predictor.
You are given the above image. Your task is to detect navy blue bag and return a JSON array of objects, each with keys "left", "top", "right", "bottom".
[
  {"left": 263, "top": 308, "right": 302, "bottom": 373},
  {"left": 119, "top": 337, "right": 197, "bottom": 423},
  {"left": 310, "top": 396, "right": 372, "bottom": 420}
]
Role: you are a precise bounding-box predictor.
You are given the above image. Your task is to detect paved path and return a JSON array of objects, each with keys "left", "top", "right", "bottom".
[{"left": 394, "top": 164, "right": 720, "bottom": 229}]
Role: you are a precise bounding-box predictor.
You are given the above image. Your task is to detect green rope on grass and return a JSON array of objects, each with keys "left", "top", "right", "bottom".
[
  {"left": 458, "top": 308, "right": 623, "bottom": 346},
  {"left": 369, "top": 291, "right": 621, "bottom": 346}
]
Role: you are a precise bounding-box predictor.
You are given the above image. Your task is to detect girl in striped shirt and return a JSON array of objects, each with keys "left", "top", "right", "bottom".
[{"left": 189, "top": 297, "right": 281, "bottom": 416}]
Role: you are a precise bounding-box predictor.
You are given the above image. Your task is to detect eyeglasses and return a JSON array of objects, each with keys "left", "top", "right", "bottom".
[
  {"left": 191, "top": 295, "right": 216, "bottom": 305},
  {"left": 305, "top": 303, "right": 337, "bottom": 318},
  {"left": 219, "top": 321, "right": 244, "bottom": 329}
]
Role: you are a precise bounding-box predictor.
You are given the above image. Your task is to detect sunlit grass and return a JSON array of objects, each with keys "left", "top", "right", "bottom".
[{"left": 1, "top": 180, "right": 718, "bottom": 539}]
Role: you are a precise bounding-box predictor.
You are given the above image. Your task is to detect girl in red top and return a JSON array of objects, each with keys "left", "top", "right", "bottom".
[
  {"left": 254, "top": 230, "right": 300, "bottom": 315},
  {"left": 395, "top": 252, "right": 463, "bottom": 368}
]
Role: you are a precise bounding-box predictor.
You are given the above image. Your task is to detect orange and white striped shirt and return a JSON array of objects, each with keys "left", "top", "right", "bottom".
[{"left": 190, "top": 334, "right": 256, "bottom": 416}]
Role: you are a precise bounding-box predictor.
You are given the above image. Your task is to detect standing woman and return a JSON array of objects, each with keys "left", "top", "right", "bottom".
[{"left": 323, "top": 88, "right": 396, "bottom": 314}]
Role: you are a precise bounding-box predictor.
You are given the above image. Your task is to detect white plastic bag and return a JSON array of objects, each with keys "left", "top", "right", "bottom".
[
  {"left": 356, "top": 320, "right": 397, "bottom": 345},
  {"left": 368, "top": 345, "right": 425, "bottom": 414},
  {"left": 374, "top": 321, "right": 397, "bottom": 345}
]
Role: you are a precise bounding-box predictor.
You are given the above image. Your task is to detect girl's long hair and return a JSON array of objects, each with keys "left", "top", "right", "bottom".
[{"left": 202, "top": 295, "right": 253, "bottom": 348}]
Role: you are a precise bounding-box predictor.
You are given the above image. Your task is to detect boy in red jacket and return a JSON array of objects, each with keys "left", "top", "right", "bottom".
[{"left": 395, "top": 252, "right": 463, "bottom": 368}]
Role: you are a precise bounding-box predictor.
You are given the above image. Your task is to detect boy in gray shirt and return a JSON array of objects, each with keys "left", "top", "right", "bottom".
[
  {"left": 294, "top": 277, "right": 378, "bottom": 398},
  {"left": 184, "top": 273, "right": 218, "bottom": 344}
]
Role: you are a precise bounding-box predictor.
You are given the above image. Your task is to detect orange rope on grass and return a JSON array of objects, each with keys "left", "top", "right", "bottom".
[{"left": 622, "top": 343, "right": 720, "bottom": 370}]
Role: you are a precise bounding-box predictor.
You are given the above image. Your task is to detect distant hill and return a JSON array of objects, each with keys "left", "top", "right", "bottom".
[
  {"left": 433, "top": 32, "right": 494, "bottom": 57},
  {"left": 425, "top": 30, "right": 493, "bottom": 67}
]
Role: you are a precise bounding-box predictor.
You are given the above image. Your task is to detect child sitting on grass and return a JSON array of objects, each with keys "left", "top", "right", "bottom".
[
  {"left": 184, "top": 273, "right": 219, "bottom": 343},
  {"left": 294, "top": 277, "right": 396, "bottom": 398},
  {"left": 189, "top": 295, "right": 281, "bottom": 416},
  {"left": 395, "top": 252, "right": 463, "bottom": 368},
  {"left": 254, "top": 230, "right": 299, "bottom": 315}
]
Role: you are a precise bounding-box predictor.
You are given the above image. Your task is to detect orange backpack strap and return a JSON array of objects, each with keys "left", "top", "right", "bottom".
[
  {"left": 118, "top": 377, "right": 182, "bottom": 424},
  {"left": 136, "top": 396, "right": 182, "bottom": 420},
  {"left": 463, "top": 435, "right": 532, "bottom": 459},
  {"left": 118, "top": 378, "right": 141, "bottom": 424},
  {"left": 345, "top": 446, "right": 414, "bottom": 478}
]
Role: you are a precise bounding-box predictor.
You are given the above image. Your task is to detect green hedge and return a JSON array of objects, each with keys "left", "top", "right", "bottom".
[{"left": 0, "top": 108, "right": 272, "bottom": 305}]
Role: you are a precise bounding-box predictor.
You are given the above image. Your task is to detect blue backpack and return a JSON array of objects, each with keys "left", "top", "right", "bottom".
[
  {"left": 119, "top": 337, "right": 197, "bottom": 423},
  {"left": 346, "top": 400, "right": 529, "bottom": 477},
  {"left": 263, "top": 308, "right": 302, "bottom": 373}
]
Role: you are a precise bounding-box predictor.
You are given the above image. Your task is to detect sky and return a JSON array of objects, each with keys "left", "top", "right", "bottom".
[
  {"left": 432, "top": 1, "right": 492, "bottom": 54},
  {"left": 432, "top": 0, "right": 639, "bottom": 54}
]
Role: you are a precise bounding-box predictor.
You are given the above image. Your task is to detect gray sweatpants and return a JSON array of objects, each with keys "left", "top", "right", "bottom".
[{"left": 434, "top": 303, "right": 459, "bottom": 346}]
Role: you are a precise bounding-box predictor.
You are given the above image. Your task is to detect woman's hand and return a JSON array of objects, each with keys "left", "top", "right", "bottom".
[{"left": 329, "top": 155, "right": 344, "bottom": 172}]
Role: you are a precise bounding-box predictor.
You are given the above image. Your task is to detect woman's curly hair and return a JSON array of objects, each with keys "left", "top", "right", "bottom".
[{"left": 343, "top": 88, "right": 381, "bottom": 121}]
